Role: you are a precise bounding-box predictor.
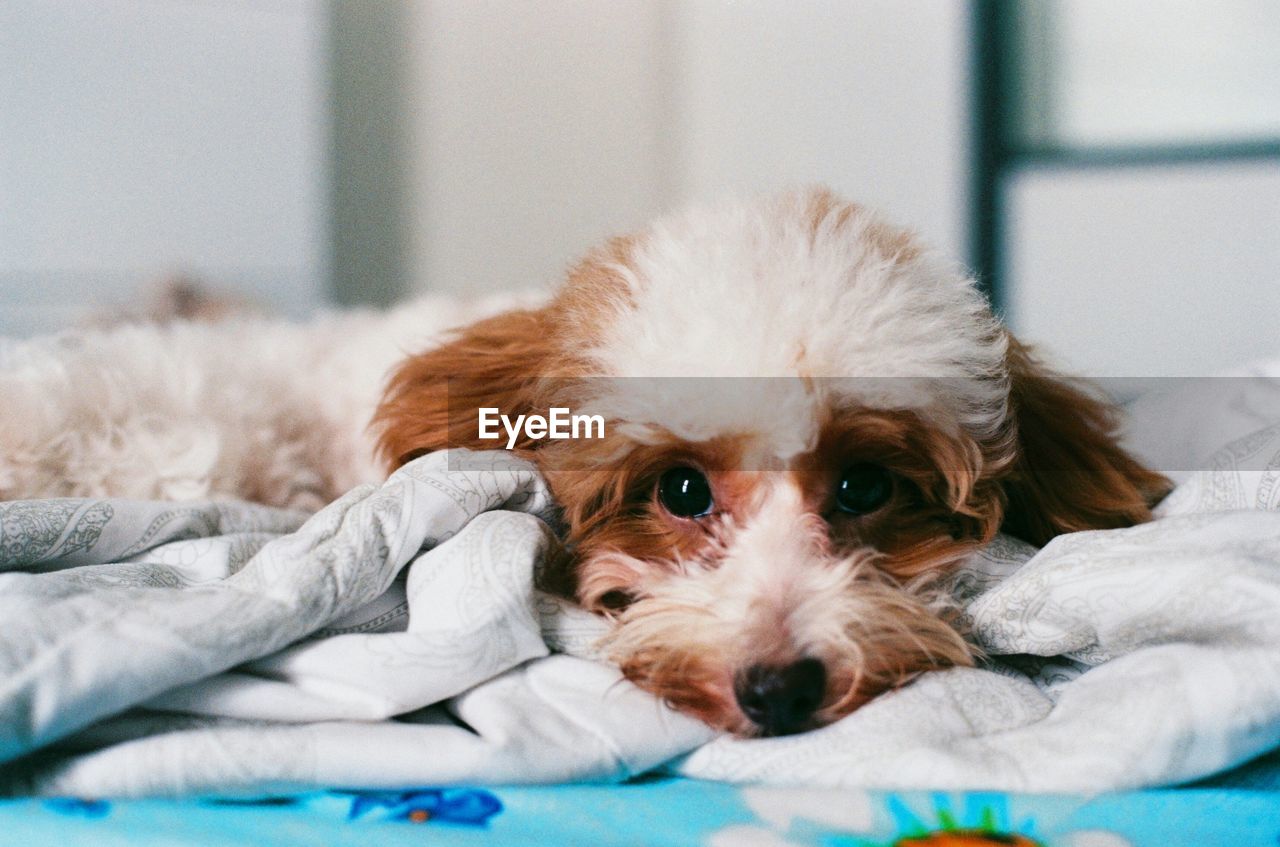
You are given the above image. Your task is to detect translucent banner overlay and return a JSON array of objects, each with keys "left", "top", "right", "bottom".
[{"left": 428, "top": 376, "right": 1280, "bottom": 475}]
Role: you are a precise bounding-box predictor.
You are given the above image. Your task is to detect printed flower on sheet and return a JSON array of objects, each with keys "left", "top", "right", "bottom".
[
  {"left": 704, "top": 791, "right": 1133, "bottom": 847},
  {"left": 345, "top": 788, "right": 503, "bottom": 826}
]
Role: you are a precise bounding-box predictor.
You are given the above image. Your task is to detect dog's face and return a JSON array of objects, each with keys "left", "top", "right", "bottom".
[
  {"left": 543, "top": 424, "right": 985, "bottom": 736},
  {"left": 375, "top": 188, "right": 1168, "bottom": 736}
]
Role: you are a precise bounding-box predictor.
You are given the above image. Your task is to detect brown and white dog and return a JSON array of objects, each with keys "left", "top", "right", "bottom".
[{"left": 0, "top": 188, "right": 1168, "bottom": 737}]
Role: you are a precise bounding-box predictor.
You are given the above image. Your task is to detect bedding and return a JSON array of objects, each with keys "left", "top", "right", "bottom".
[
  {"left": 0, "top": 367, "right": 1278, "bottom": 845},
  {"left": 1, "top": 424, "right": 1280, "bottom": 797}
]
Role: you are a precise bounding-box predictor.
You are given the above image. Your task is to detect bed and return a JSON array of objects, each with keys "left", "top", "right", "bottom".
[{"left": 2, "top": 364, "right": 1279, "bottom": 845}]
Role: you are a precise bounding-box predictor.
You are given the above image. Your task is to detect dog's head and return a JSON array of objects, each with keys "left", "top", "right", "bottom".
[{"left": 374, "top": 188, "right": 1169, "bottom": 736}]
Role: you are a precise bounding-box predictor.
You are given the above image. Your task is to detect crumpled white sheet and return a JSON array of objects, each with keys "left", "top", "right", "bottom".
[
  {"left": 0, "top": 450, "right": 712, "bottom": 796},
  {"left": 2, "top": 383, "right": 1280, "bottom": 797}
]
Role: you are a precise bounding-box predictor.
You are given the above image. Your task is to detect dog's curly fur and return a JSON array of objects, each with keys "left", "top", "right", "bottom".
[{"left": 0, "top": 292, "right": 539, "bottom": 509}]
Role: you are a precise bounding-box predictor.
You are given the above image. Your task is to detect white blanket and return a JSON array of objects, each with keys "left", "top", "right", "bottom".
[{"left": 2, "top": 393, "right": 1280, "bottom": 796}]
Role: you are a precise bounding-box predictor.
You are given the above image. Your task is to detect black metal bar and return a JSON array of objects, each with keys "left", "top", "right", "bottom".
[
  {"left": 969, "top": 0, "right": 1010, "bottom": 312},
  {"left": 1008, "top": 140, "right": 1280, "bottom": 170}
]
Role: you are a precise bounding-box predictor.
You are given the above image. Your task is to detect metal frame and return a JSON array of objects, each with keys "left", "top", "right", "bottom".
[
  {"left": 968, "top": 0, "right": 1280, "bottom": 314},
  {"left": 969, "top": 0, "right": 1013, "bottom": 310}
]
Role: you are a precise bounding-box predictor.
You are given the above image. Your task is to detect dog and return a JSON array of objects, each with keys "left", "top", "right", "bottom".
[{"left": 0, "top": 188, "right": 1169, "bottom": 737}]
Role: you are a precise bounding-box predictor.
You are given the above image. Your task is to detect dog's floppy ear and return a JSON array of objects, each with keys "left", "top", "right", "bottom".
[
  {"left": 999, "top": 336, "right": 1171, "bottom": 545},
  {"left": 372, "top": 307, "right": 560, "bottom": 469}
]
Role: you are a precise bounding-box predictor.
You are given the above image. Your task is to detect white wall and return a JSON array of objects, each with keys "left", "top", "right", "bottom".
[
  {"left": 404, "top": 1, "right": 673, "bottom": 296},
  {"left": 1031, "top": 0, "right": 1280, "bottom": 146},
  {"left": 401, "top": 0, "right": 971, "bottom": 296},
  {"left": 1006, "top": 161, "right": 1280, "bottom": 377},
  {"left": 2, "top": 0, "right": 970, "bottom": 327},
  {"left": 0, "top": 0, "right": 328, "bottom": 334},
  {"left": 672, "top": 0, "right": 970, "bottom": 259}
]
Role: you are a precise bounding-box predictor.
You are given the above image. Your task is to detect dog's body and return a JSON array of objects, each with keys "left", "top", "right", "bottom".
[
  {"left": 0, "top": 292, "right": 534, "bottom": 510},
  {"left": 0, "top": 188, "right": 1168, "bottom": 737}
]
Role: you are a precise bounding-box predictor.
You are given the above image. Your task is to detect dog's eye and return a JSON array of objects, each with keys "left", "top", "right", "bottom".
[
  {"left": 599, "top": 590, "right": 634, "bottom": 611},
  {"left": 835, "top": 463, "right": 892, "bottom": 515},
  {"left": 657, "top": 466, "right": 714, "bottom": 518}
]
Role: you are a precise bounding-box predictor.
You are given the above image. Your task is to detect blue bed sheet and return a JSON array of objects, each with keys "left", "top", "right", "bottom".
[{"left": 2, "top": 778, "right": 1277, "bottom": 846}]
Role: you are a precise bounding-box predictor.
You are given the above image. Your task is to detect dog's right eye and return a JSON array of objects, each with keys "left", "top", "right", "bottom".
[
  {"left": 657, "top": 466, "right": 714, "bottom": 518},
  {"left": 599, "top": 590, "right": 635, "bottom": 611}
]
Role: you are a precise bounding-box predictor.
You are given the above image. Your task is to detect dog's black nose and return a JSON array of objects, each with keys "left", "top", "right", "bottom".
[{"left": 734, "top": 658, "right": 826, "bottom": 736}]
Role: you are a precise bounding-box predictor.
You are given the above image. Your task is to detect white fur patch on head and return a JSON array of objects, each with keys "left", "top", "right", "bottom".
[
  {"left": 585, "top": 377, "right": 821, "bottom": 462},
  {"left": 578, "top": 189, "right": 1010, "bottom": 450}
]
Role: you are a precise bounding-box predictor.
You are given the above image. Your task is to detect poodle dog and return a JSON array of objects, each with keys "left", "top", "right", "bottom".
[{"left": 0, "top": 188, "right": 1168, "bottom": 736}]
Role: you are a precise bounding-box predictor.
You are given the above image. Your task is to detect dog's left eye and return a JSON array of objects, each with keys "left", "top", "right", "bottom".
[
  {"left": 835, "top": 463, "right": 893, "bottom": 515},
  {"left": 657, "top": 466, "right": 714, "bottom": 518}
]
